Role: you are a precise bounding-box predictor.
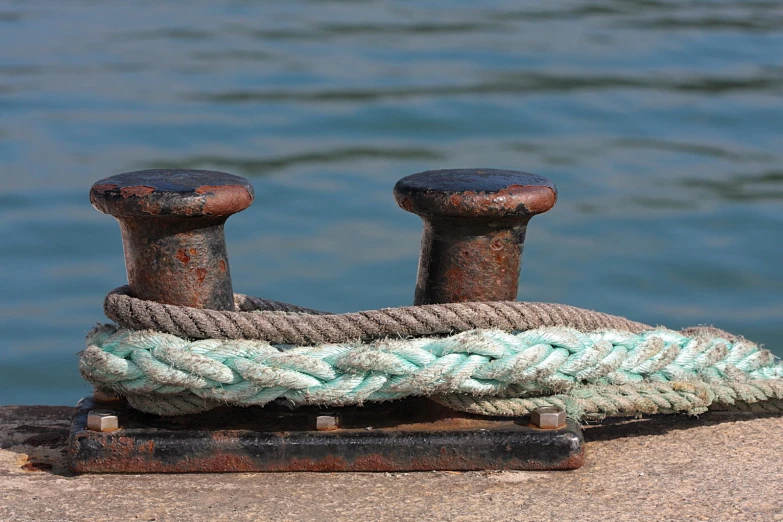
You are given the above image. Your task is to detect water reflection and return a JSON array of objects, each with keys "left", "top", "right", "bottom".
[
  {"left": 0, "top": 12, "right": 22, "bottom": 22},
  {"left": 190, "top": 50, "right": 273, "bottom": 62},
  {"left": 148, "top": 147, "right": 443, "bottom": 177},
  {"left": 625, "top": 15, "right": 783, "bottom": 31},
  {"left": 247, "top": 21, "right": 504, "bottom": 41},
  {"left": 682, "top": 171, "right": 783, "bottom": 201},
  {"left": 0, "top": 0, "right": 781, "bottom": 405},
  {"left": 111, "top": 28, "right": 215, "bottom": 42},
  {"left": 614, "top": 138, "right": 774, "bottom": 162},
  {"left": 187, "top": 70, "right": 783, "bottom": 103}
]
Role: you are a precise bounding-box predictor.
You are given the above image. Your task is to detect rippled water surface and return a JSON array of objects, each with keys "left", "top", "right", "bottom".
[{"left": 1, "top": 1, "right": 782, "bottom": 404}]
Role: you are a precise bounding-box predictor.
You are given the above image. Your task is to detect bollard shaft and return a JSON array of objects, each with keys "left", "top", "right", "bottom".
[
  {"left": 116, "top": 215, "right": 233, "bottom": 309},
  {"left": 415, "top": 217, "right": 528, "bottom": 304}
]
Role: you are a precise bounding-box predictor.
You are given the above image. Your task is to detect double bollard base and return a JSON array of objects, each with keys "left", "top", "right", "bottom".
[{"left": 67, "top": 397, "right": 584, "bottom": 473}]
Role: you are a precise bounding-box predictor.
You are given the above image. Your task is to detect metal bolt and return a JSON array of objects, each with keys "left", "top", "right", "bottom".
[
  {"left": 531, "top": 406, "right": 566, "bottom": 429},
  {"left": 90, "top": 169, "right": 254, "bottom": 310},
  {"left": 315, "top": 414, "right": 339, "bottom": 431},
  {"left": 394, "top": 169, "right": 557, "bottom": 305},
  {"left": 87, "top": 410, "right": 119, "bottom": 432}
]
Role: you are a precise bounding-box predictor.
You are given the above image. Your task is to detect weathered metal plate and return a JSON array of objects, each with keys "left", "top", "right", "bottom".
[{"left": 68, "top": 397, "right": 584, "bottom": 473}]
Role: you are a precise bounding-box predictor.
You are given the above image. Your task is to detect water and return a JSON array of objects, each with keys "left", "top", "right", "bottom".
[{"left": 1, "top": 0, "right": 781, "bottom": 405}]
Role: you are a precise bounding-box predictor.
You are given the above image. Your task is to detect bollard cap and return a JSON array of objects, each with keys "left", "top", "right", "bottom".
[
  {"left": 394, "top": 168, "right": 556, "bottom": 219},
  {"left": 90, "top": 169, "right": 254, "bottom": 218}
]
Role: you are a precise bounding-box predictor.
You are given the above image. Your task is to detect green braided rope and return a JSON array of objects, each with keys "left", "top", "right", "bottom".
[{"left": 78, "top": 323, "right": 783, "bottom": 419}]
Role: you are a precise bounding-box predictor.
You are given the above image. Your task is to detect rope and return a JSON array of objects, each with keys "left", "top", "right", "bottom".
[
  {"left": 432, "top": 382, "right": 783, "bottom": 420},
  {"left": 79, "top": 322, "right": 783, "bottom": 418},
  {"left": 104, "top": 286, "right": 651, "bottom": 344}
]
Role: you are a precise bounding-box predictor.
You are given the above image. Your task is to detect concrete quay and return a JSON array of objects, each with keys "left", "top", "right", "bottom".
[{"left": 1, "top": 405, "right": 781, "bottom": 522}]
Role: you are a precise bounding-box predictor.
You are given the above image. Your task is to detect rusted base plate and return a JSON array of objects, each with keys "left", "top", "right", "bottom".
[{"left": 68, "top": 397, "right": 584, "bottom": 473}]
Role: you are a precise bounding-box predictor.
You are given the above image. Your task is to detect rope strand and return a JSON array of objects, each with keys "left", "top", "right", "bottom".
[{"left": 104, "top": 286, "right": 651, "bottom": 344}]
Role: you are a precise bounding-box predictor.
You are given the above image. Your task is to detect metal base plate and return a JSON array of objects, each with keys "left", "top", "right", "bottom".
[{"left": 68, "top": 397, "right": 584, "bottom": 473}]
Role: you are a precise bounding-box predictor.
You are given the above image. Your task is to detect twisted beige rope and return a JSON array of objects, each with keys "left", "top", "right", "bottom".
[{"left": 105, "top": 286, "right": 651, "bottom": 345}]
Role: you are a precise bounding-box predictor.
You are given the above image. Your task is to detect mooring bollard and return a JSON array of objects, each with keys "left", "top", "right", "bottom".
[
  {"left": 70, "top": 167, "right": 584, "bottom": 474},
  {"left": 393, "top": 168, "right": 557, "bottom": 305},
  {"left": 89, "top": 169, "right": 254, "bottom": 310}
]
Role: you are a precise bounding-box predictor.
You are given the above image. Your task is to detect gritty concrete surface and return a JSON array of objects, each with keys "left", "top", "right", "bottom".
[{"left": 0, "top": 405, "right": 781, "bottom": 522}]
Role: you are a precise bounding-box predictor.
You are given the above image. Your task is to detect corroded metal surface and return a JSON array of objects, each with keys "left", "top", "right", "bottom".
[
  {"left": 67, "top": 398, "right": 584, "bottom": 473},
  {"left": 394, "top": 168, "right": 557, "bottom": 305},
  {"left": 90, "top": 169, "right": 254, "bottom": 310}
]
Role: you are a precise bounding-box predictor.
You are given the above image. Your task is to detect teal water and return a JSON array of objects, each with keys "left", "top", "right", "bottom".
[{"left": 1, "top": 1, "right": 781, "bottom": 405}]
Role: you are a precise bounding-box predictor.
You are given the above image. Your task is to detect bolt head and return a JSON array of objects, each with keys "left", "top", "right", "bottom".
[
  {"left": 315, "top": 414, "right": 338, "bottom": 431},
  {"left": 531, "top": 406, "right": 566, "bottom": 429},
  {"left": 87, "top": 410, "right": 119, "bottom": 432}
]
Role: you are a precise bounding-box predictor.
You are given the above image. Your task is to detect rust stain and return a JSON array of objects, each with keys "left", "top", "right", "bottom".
[
  {"left": 194, "top": 185, "right": 219, "bottom": 195},
  {"left": 210, "top": 431, "right": 241, "bottom": 442},
  {"left": 195, "top": 185, "right": 254, "bottom": 216},
  {"left": 17, "top": 453, "right": 54, "bottom": 472},
  {"left": 218, "top": 260, "right": 226, "bottom": 272},
  {"left": 195, "top": 268, "right": 207, "bottom": 284},
  {"left": 120, "top": 185, "right": 155, "bottom": 198},
  {"left": 351, "top": 453, "right": 391, "bottom": 471},
  {"left": 273, "top": 455, "right": 351, "bottom": 472},
  {"left": 137, "top": 198, "right": 162, "bottom": 215},
  {"left": 503, "top": 184, "right": 557, "bottom": 214},
  {"left": 176, "top": 249, "right": 191, "bottom": 264},
  {"left": 21, "top": 461, "right": 53, "bottom": 472},
  {"left": 189, "top": 248, "right": 197, "bottom": 255},
  {"left": 184, "top": 453, "right": 258, "bottom": 473}
]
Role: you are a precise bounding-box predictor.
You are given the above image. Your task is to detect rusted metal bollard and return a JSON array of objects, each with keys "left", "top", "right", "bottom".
[
  {"left": 71, "top": 167, "right": 582, "bottom": 474},
  {"left": 393, "top": 168, "right": 557, "bottom": 305},
  {"left": 90, "top": 169, "right": 254, "bottom": 310}
]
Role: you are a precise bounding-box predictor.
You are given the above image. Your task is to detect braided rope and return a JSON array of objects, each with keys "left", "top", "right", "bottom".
[
  {"left": 79, "top": 323, "right": 783, "bottom": 418},
  {"left": 104, "top": 286, "right": 651, "bottom": 344}
]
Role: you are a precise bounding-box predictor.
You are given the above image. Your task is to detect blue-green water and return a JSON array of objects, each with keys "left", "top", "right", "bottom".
[{"left": 1, "top": 1, "right": 781, "bottom": 406}]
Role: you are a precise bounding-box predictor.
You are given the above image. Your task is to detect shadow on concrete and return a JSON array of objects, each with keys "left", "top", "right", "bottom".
[
  {"left": 0, "top": 405, "right": 75, "bottom": 477},
  {"left": 582, "top": 410, "right": 781, "bottom": 442}
]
